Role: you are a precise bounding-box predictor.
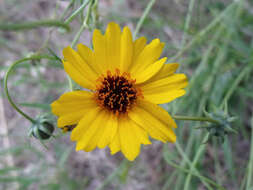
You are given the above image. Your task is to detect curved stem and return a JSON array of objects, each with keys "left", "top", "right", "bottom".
[
  {"left": 4, "top": 54, "right": 56, "bottom": 124},
  {"left": 172, "top": 115, "right": 219, "bottom": 124},
  {"left": 133, "top": 0, "right": 156, "bottom": 40},
  {"left": 0, "top": 20, "right": 70, "bottom": 31}
]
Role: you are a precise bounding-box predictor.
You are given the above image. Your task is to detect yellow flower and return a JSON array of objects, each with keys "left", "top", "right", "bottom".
[{"left": 51, "top": 22, "right": 188, "bottom": 161}]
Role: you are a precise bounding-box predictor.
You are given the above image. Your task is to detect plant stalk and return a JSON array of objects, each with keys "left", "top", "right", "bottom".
[{"left": 4, "top": 55, "right": 55, "bottom": 124}]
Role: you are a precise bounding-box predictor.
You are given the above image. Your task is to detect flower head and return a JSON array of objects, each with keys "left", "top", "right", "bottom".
[{"left": 51, "top": 22, "right": 188, "bottom": 161}]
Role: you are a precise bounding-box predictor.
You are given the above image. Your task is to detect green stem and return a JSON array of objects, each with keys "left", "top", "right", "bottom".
[
  {"left": 133, "top": 0, "right": 156, "bottom": 39},
  {"left": 221, "top": 65, "right": 251, "bottom": 108},
  {"left": 71, "top": 0, "right": 93, "bottom": 47},
  {"left": 60, "top": 0, "right": 76, "bottom": 20},
  {"left": 183, "top": 133, "right": 210, "bottom": 190},
  {"left": 91, "top": 0, "right": 99, "bottom": 28},
  {"left": 36, "top": 0, "right": 77, "bottom": 53},
  {"left": 4, "top": 55, "right": 56, "bottom": 124},
  {"left": 0, "top": 20, "right": 70, "bottom": 31},
  {"left": 169, "top": 1, "right": 238, "bottom": 62},
  {"left": 67, "top": 0, "right": 93, "bottom": 91},
  {"left": 163, "top": 153, "right": 225, "bottom": 190},
  {"left": 180, "top": 0, "right": 196, "bottom": 48},
  {"left": 64, "top": 0, "right": 90, "bottom": 24},
  {"left": 172, "top": 115, "right": 219, "bottom": 124},
  {"left": 175, "top": 142, "right": 213, "bottom": 190},
  {"left": 246, "top": 116, "right": 253, "bottom": 189},
  {"left": 213, "top": 139, "right": 223, "bottom": 185}
]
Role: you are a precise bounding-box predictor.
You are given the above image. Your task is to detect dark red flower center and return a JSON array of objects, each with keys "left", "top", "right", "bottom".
[{"left": 95, "top": 69, "right": 141, "bottom": 115}]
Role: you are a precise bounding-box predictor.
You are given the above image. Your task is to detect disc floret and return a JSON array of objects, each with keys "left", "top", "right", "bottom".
[{"left": 95, "top": 69, "right": 142, "bottom": 115}]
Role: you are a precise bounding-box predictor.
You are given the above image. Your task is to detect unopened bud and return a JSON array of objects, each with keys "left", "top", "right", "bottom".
[
  {"left": 203, "top": 107, "right": 237, "bottom": 143},
  {"left": 29, "top": 115, "right": 55, "bottom": 140}
]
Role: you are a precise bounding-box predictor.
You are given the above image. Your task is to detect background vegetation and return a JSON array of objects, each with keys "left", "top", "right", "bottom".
[{"left": 0, "top": 0, "right": 253, "bottom": 189}]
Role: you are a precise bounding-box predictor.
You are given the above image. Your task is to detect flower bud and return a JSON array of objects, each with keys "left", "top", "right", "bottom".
[
  {"left": 29, "top": 115, "right": 55, "bottom": 140},
  {"left": 203, "top": 107, "right": 237, "bottom": 142}
]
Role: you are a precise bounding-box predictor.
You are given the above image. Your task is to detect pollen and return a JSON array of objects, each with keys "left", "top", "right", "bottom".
[{"left": 95, "top": 69, "right": 141, "bottom": 115}]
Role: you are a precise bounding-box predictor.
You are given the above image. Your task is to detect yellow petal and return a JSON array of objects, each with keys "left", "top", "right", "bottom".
[
  {"left": 92, "top": 29, "right": 107, "bottom": 74},
  {"left": 73, "top": 108, "right": 103, "bottom": 151},
  {"left": 133, "top": 57, "right": 166, "bottom": 84},
  {"left": 63, "top": 46, "right": 98, "bottom": 89},
  {"left": 120, "top": 26, "right": 133, "bottom": 72},
  {"left": 133, "top": 36, "right": 147, "bottom": 61},
  {"left": 77, "top": 43, "right": 100, "bottom": 75},
  {"left": 63, "top": 60, "right": 95, "bottom": 90},
  {"left": 83, "top": 110, "right": 109, "bottom": 152},
  {"left": 144, "top": 89, "right": 186, "bottom": 104},
  {"left": 130, "top": 39, "right": 164, "bottom": 75},
  {"left": 130, "top": 119, "right": 151, "bottom": 145},
  {"left": 57, "top": 111, "right": 86, "bottom": 127},
  {"left": 97, "top": 114, "right": 118, "bottom": 149},
  {"left": 51, "top": 91, "right": 95, "bottom": 115},
  {"left": 109, "top": 117, "right": 151, "bottom": 159},
  {"left": 109, "top": 131, "right": 121, "bottom": 155},
  {"left": 140, "top": 73, "right": 188, "bottom": 104},
  {"left": 146, "top": 63, "right": 179, "bottom": 82},
  {"left": 75, "top": 123, "right": 99, "bottom": 151},
  {"left": 51, "top": 91, "right": 97, "bottom": 127},
  {"left": 76, "top": 44, "right": 93, "bottom": 66},
  {"left": 70, "top": 107, "right": 101, "bottom": 141},
  {"left": 141, "top": 74, "right": 188, "bottom": 93},
  {"left": 138, "top": 100, "right": 177, "bottom": 128},
  {"left": 119, "top": 117, "right": 141, "bottom": 161},
  {"left": 52, "top": 90, "right": 92, "bottom": 102},
  {"left": 105, "top": 22, "right": 121, "bottom": 71},
  {"left": 128, "top": 106, "right": 176, "bottom": 143}
]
